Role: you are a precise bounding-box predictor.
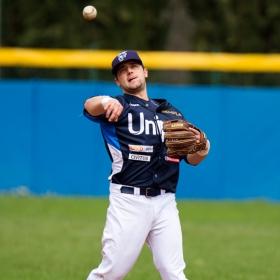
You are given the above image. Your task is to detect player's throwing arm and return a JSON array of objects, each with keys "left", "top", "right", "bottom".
[{"left": 84, "top": 96, "right": 123, "bottom": 122}]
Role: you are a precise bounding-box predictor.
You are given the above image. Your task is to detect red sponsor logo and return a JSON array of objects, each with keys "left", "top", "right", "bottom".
[{"left": 165, "top": 156, "right": 180, "bottom": 163}]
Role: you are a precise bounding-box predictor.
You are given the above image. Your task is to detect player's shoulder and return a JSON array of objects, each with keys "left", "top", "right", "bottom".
[
  {"left": 114, "top": 95, "right": 127, "bottom": 105},
  {"left": 153, "top": 98, "right": 184, "bottom": 119},
  {"left": 152, "top": 98, "right": 174, "bottom": 108}
]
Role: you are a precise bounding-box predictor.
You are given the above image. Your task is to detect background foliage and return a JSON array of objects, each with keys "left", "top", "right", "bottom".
[{"left": 1, "top": 0, "right": 280, "bottom": 85}]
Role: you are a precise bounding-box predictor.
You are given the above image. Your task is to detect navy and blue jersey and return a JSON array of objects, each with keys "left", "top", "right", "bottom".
[{"left": 84, "top": 93, "right": 188, "bottom": 193}]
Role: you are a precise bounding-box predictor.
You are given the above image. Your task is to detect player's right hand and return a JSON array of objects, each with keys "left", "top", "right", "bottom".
[{"left": 103, "top": 98, "right": 123, "bottom": 122}]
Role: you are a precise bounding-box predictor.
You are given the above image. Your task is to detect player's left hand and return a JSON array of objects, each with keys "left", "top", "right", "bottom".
[
  {"left": 163, "top": 119, "right": 208, "bottom": 156},
  {"left": 188, "top": 126, "right": 202, "bottom": 143}
]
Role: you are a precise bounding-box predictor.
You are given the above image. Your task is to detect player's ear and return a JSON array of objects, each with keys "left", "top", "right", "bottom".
[
  {"left": 144, "top": 68, "right": 148, "bottom": 78},
  {"left": 114, "top": 77, "right": 120, "bottom": 87}
]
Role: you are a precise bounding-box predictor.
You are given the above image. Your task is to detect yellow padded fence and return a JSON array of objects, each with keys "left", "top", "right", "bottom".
[{"left": 0, "top": 47, "right": 280, "bottom": 72}]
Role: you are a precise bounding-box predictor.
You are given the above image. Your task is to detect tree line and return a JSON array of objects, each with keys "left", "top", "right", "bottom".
[{"left": 1, "top": 0, "right": 280, "bottom": 85}]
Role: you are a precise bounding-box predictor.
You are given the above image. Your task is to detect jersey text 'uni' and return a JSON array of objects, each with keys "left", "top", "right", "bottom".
[{"left": 84, "top": 94, "right": 188, "bottom": 193}]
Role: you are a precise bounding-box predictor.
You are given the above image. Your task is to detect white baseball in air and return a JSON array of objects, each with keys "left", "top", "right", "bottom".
[{"left": 82, "top": 5, "right": 97, "bottom": 21}]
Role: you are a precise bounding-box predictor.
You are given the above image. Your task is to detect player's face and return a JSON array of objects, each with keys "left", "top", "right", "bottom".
[{"left": 115, "top": 62, "right": 148, "bottom": 94}]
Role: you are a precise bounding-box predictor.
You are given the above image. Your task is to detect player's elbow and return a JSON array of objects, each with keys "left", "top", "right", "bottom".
[{"left": 84, "top": 98, "right": 93, "bottom": 112}]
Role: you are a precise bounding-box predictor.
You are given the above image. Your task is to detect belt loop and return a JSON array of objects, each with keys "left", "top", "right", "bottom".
[{"left": 134, "top": 187, "right": 140, "bottom": 195}]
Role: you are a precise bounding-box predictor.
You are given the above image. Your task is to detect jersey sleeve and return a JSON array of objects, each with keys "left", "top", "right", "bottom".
[{"left": 83, "top": 95, "right": 129, "bottom": 123}]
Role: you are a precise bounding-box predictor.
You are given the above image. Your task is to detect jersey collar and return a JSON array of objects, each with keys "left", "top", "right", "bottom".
[{"left": 123, "top": 93, "right": 170, "bottom": 110}]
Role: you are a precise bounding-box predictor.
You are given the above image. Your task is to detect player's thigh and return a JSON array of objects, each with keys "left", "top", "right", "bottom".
[
  {"left": 147, "top": 199, "right": 185, "bottom": 269},
  {"left": 102, "top": 193, "right": 153, "bottom": 267}
]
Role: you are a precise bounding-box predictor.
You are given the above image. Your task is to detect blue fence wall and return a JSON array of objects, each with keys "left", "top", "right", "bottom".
[{"left": 0, "top": 80, "right": 279, "bottom": 200}]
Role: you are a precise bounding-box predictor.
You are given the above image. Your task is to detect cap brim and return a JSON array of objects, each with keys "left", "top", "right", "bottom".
[{"left": 112, "top": 59, "right": 143, "bottom": 75}]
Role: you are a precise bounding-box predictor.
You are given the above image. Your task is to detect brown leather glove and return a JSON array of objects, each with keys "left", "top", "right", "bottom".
[{"left": 163, "top": 119, "right": 207, "bottom": 157}]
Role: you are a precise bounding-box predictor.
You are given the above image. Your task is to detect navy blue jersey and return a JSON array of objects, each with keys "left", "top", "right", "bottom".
[{"left": 84, "top": 94, "right": 188, "bottom": 193}]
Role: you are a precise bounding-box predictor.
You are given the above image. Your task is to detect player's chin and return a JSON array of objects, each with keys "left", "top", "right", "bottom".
[
  {"left": 127, "top": 80, "right": 138, "bottom": 87},
  {"left": 125, "top": 84, "right": 139, "bottom": 91}
]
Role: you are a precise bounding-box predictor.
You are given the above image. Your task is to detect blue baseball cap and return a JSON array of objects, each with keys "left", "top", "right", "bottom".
[{"left": 112, "top": 50, "right": 143, "bottom": 75}]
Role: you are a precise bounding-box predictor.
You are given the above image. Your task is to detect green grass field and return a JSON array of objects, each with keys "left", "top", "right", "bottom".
[{"left": 0, "top": 196, "right": 279, "bottom": 280}]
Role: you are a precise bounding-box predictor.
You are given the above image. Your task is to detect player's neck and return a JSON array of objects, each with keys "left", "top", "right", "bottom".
[{"left": 124, "top": 89, "right": 149, "bottom": 101}]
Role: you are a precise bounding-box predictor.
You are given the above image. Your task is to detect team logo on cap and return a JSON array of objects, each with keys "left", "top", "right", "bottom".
[{"left": 117, "top": 51, "right": 127, "bottom": 62}]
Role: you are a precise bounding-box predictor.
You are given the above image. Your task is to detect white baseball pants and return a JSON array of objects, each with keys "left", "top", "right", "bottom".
[{"left": 86, "top": 183, "right": 188, "bottom": 280}]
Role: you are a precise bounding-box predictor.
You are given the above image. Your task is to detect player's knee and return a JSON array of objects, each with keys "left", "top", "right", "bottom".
[
  {"left": 158, "top": 267, "right": 187, "bottom": 280},
  {"left": 104, "top": 266, "right": 127, "bottom": 280},
  {"left": 89, "top": 267, "right": 126, "bottom": 280},
  {"left": 100, "top": 257, "right": 128, "bottom": 280},
  {"left": 87, "top": 256, "right": 127, "bottom": 279},
  {"left": 155, "top": 261, "right": 187, "bottom": 280}
]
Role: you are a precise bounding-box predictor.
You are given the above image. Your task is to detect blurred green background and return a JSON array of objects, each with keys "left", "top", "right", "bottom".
[{"left": 0, "top": 0, "right": 280, "bottom": 85}]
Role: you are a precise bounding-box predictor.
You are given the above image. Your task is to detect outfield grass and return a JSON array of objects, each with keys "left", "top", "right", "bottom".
[{"left": 0, "top": 196, "right": 279, "bottom": 280}]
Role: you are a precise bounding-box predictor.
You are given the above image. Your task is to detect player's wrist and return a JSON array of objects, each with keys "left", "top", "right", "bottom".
[
  {"left": 196, "top": 139, "right": 210, "bottom": 157},
  {"left": 100, "top": 96, "right": 114, "bottom": 109}
]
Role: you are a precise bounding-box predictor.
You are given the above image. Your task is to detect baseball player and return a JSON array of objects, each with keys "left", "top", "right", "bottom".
[{"left": 84, "top": 50, "right": 210, "bottom": 280}]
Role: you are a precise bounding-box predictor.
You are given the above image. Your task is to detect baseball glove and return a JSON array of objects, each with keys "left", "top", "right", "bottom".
[{"left": 163, "top": 119, "right": 207, "bottom": 157}]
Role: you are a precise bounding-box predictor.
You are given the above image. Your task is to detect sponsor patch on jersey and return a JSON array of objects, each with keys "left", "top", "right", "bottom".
[
  {"left": 128, "top": 153, "right": 151, "bottom": 162},
  {"left": 129, "top": 103, "right": 140, "bottom": 107},
  {"left": 161, "top": 110, "right": 182, "bottom": 117},
  {"left": 128, "top": 145, "right": 153, "bottom": 153},
  {"left": 165, "top": 156, "right": 180, "bottom": 163}
]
